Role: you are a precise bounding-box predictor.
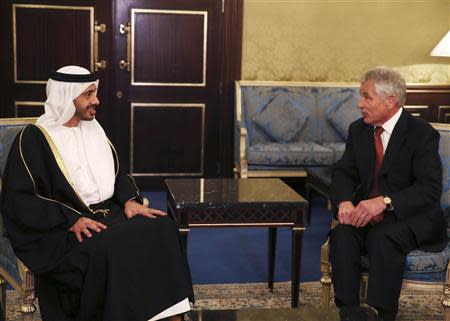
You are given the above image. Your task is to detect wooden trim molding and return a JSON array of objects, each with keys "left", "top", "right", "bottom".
[{"left": 220, "top": 0, "right": 243, "bottom": 177}]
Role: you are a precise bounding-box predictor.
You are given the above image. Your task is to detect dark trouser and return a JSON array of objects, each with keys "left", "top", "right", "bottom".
[{"left": 330, "top": 216, "right": 417, "bottom": 319}]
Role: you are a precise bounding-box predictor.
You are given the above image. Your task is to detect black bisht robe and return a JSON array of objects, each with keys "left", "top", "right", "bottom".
[{"left": 1, "top": 125, "right": 194, "bottom": 321}]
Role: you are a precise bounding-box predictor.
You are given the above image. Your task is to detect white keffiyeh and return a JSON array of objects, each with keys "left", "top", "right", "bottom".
[{"left": 36, "top": 66, "right": 115, "bottom": 205}]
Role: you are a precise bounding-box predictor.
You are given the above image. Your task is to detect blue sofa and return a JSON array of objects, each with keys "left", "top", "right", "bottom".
[{"left": 234, "top": 81, "right": 361, "bottom": 178}]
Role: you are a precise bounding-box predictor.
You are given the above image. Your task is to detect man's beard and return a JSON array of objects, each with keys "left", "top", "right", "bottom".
[{"left": 76, "top": 105, "right": 96, "bottom": 121}]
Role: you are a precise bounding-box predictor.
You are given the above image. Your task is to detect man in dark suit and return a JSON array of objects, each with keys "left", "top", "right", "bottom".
[{"left": 329, "top": 67, "right": 447, "bottom": 321}]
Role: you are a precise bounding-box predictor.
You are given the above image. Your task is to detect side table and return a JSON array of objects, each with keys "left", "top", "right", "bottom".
[{"left": 165, "top": 178, "right": 307, "bottom": 308}]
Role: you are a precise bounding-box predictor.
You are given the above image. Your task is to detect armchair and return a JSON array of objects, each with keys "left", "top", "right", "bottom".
[
  {"left": 0, "top": 118, "right": 37, "bottom": 321},
  {"left": 320, "top": 123, "right": 450, "bottom": 319}
]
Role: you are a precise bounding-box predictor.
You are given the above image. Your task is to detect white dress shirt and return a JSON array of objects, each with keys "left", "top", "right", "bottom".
[{"left": 377, "top": 107, "right": 403, "bottom": 153}]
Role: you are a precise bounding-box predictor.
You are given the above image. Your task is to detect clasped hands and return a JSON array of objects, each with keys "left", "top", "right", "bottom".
[
  {"left": 69, "top": 199, "right": 167, "bottom": 242},
  {"left": 338, "top": 196, "right": 386, "bottom": 228}
]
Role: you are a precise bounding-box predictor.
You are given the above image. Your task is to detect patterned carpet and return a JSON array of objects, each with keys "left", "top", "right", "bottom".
[{"left": 4, "top": 281, "right": 444, "bottom": 320}]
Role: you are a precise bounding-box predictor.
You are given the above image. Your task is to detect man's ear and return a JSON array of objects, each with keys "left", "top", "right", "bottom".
[{"left": 386, "top": 95, "right": 398, "bottom": 109}]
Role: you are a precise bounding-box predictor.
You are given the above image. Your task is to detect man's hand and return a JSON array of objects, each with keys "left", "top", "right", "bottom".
[
  {"left": 69, "top": 217, "right": 107, "bottom": 243},
  {"left": 370, "top": 212, "right": 384, "bottom": 225},
  {"left": 124, "top": 200, "right": 167, "bottom": 219},
  {"left": 351, "top": 196, "right": 386, "bottom": 227},
  {"left": 338, "top": 201, "right": 356, "bottom": 225}
]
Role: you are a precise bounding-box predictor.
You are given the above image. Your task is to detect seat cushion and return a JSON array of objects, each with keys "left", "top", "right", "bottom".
[
  {"left": 326, "top": 92, "right": 361, "bottom": 140},
  {"left": 403, "top": 244, "right": 450, "bottom": 282},
  {"left": 0, "top": 236, "right": 21, "bottom": 286},
  {"left": 252, "top": 94, "right": 309, "bottom": 143},
  {"left": 247, "top": 142, "right": 335, "bottom": 166},
  {"left": 321, "top": 142, "right": 346, "bottom": 162},
  {"left": 361, "top": 241, "right": 450, "bottom": 283}
]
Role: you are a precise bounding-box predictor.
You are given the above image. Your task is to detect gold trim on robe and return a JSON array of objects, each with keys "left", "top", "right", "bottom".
[{"left": 18, "top": 126, "right": 83, "bottom": 215}]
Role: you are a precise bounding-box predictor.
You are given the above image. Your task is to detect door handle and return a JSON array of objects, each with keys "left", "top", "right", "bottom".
[
  {"left": 119, "top": 22, "right": 131, "bottom": 72},
  {"left": 94, "top": 21, "right": 107, "bottom": 71}
]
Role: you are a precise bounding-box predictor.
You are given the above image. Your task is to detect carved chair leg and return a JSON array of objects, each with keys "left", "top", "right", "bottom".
[
  {"left": 320, "top": 266, "right": 332, "bottom": 307},
  {"left": 20, "top": 269, "right": 36, "bottom": 321},
  {"left": 360, "top": 273, "right": 369, "bottom": 304},
  {"left": 443, "top": 269, "right": 450, "bottom": 321},
  {"left": 0, "top": 276, "right": 6, "bottom": 321},
  {"left": 20, "top": 289, "right": 36, "bottom": 321},
  {"left": 320, "top": 241, "right": 332, "bottom": 307}
]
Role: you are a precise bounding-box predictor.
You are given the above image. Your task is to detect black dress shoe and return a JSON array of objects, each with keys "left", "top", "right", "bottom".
[
  {"left": 377, "top": 308, "right": 396, "bottom": 321},
  {"left": 339, "top": 306, "right": 382, "bottom": 321},
  {"left": 360, "top": 306, "right": 382, "bottom": 321},
  {"left": 339, "top": 306, "right": 360, "bottom": 321}
]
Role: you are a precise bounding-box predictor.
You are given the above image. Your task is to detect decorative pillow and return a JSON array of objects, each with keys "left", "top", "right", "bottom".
[
  {"left": 252, "top": 95, "right": 309, "bottom": 143},
  {"left": 327, "top": 92, "right": 361, "bottom": 139}
]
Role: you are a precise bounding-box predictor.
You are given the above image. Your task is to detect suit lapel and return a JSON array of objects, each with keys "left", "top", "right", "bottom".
[{"left": 379, "top": 109, "right": 408, "bottom": 176}]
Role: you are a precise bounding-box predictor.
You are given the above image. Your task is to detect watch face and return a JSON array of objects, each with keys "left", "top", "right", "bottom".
[{"left": 383, "top": 196, "right": 393, "bottom": 210}]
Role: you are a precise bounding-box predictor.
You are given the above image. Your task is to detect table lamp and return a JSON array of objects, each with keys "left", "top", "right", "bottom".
[{"left": 431, "top": 30, "right": 450, "bottom": 57}]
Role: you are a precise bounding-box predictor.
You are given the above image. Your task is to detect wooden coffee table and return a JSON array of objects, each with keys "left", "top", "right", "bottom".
[{"left": 165, "top": 178, "right": 307, "bottom": 308}]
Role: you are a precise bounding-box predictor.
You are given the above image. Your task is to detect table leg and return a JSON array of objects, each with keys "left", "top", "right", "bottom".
[
  {"left": 268, "top": 227, "right": 277, "bottom": 291},
  {"left": 291, "top": 227, "right": 304, "bottom": 308}
]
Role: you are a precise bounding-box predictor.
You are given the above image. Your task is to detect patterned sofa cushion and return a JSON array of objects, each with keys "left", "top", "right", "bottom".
[
  {"left": 241, "top": 86, "right": 317, "bottom": 146},
  {"left": 247, "top": 142, "right": 336, "bottom": 166},
  {"left": 316, "top": 87, "right": 360, "bottom": 144},
  {"left": 252, "top": 94, "right": 309, "bottom": 143},
  {"left": 326, "top": 91, "right": 361, "bottom": 140}
]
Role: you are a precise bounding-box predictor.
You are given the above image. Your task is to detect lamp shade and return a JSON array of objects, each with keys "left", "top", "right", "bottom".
[{"left": 431, "top": 30, "right": 450, "bottom": 57}]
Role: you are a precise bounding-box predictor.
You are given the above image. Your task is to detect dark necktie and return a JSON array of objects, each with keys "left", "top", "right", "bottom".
[{"left": 370, "top": 126, "right": 384, "bottom": 197}]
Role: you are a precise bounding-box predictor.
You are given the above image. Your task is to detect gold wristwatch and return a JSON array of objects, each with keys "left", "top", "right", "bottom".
[{"left": 383, "top": 196, "right": 394, "bottom": 211}]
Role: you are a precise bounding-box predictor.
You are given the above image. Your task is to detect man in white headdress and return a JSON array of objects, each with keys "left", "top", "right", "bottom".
[{"left": 2, "top": 66, "right": 194, "bottom": 321}]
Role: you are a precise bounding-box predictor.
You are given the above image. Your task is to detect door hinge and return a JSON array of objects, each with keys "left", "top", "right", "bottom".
[{"left": 222, "top": 0, "right": 225, "bottom": 13}]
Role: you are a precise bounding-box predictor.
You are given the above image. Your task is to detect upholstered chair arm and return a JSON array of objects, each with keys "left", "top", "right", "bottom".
[{"left": 234, "top": 120, "right": 249, "bottom": 178}]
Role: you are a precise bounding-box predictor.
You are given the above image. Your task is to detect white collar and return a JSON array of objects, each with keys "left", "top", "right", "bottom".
[{"left": 378, "top": 107, "right": 403, "bottom": 135}]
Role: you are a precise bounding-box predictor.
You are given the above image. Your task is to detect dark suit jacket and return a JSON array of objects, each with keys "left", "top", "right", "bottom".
[{"left": 330, "top": 110, "right": 447, "bottom": 251}]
